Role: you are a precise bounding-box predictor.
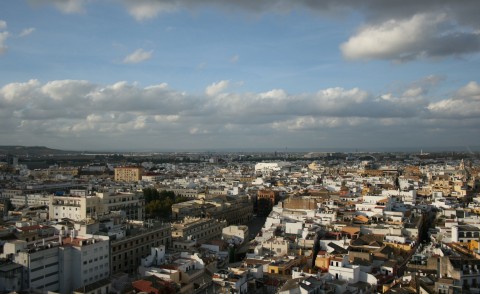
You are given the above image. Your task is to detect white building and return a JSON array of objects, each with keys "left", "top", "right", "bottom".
[
  {"left": 10, "top": 193, "right": 50, "bottom": 208},
  {"left": 255, "top": 162, "right": 290, "bottom": 174},
  {"left": 222, "top": 225, "right": 249, "bottom": 245},
  {"left": 262, "top": 237, "right": 289, "bottom": 256},
  {"left": 329, "top": 256, "right": 359, "bottom": 283},
  {"left": 381, "top": 189, "right": 416, "bottom": 205},
  {"left": 0, "top": 232, "right": 110, "bottom": 294},
  {"left": 49, "top": 189, "right": 144, "bottom": 222},
  {"left": 2, "top": 240, "right": 61, "bottom": 292},
  {"left": 59, "top": 233, "right": 111, "bottom": 293}
]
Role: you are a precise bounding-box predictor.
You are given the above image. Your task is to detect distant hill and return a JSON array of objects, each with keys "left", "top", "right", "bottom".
[{"left": 0, "top": 145, "right": 77, "bottom": 156}]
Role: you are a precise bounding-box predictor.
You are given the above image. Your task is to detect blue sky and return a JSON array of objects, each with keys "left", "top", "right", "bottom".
[{"left": 1, "top": 0, "right": 480, "bottom": 151}]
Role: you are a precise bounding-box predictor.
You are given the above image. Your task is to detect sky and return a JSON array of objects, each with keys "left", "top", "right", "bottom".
[{"left": 0, "top": 0, "right": 480, "bottom": 152}]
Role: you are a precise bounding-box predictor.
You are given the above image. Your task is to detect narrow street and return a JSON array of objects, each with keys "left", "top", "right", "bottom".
[{"left": 247, "top": 216, "right": 267, "bottom": 240}]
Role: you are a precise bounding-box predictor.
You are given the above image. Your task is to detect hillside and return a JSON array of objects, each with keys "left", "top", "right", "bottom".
[{"left": 0, "top": 145, "right": 76, "bottom": 156}]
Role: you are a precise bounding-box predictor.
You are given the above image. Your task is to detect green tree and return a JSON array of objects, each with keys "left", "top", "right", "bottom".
[{"left": 143, "top": 187, "right": 160, "bottom": 203}]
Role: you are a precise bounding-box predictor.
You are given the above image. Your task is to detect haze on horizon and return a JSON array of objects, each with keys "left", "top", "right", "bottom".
[{"left": 0, "top": 0, "right": 479, "bottom": 151}]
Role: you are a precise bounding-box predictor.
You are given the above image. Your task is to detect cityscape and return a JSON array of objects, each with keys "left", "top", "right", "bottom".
[
  {"left": 1, "top": 1, "right": 480, "bottom": 293},
  {"left": 0, "top": 149, "right": 479, "bottom": 293}
]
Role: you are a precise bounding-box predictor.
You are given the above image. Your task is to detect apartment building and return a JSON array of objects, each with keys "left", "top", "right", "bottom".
[
  {"left": 114, "top": 166, "right": 143, "bottom": 182},
  {"left": 172, "top": 217, "right": 227, "bottom": 242},
  {"left": 170, "top": 187, "right": 202, "bottom": 199},
  {"left": 204, "top": 196, "right": 253, "bottom": 225},
  {"left": 0, "top": 189, "right": 23, "bottom": 200},
  {"left": 95, "top": 190, "right": 145, "bottom": 220},
  {"left": 1, "top": 233, "right": 111, "bottom": 294},
  {"left": 0, "top": 259, "right": 23, "bottom": 293},
  {"left": 4, "top": 240, "right": 61, "bottom": 291},
  {"left": 10, "top": 193, "right": 50, "bottom": 208},
  {"left": 49, "top": 189, "right": 144, "bottom": 222},
  {"left": 257, "top": 189, "right": 279, "bottom": 207},
  {"left": 49, "top": 191, "right": 101, "bottom": 221},
  {"left": 110, "top": 222, "right": 171, "bottom": 275},
  {"left": 60, "top": 234, "right": 111, "bottom": 293}
]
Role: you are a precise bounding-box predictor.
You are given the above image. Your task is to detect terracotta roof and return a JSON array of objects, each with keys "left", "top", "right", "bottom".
[
  {"left": 342, "top": 226, "right": 360, "bottom": 235},
  {"left": 132, "top": 280, "right": 158, "bottom": 294},
  {"left": 353, "top": 215, "right": 369, "bottom": 223},
  {"left": 18, "top": 225, "right": 43, "bottom": 231}
]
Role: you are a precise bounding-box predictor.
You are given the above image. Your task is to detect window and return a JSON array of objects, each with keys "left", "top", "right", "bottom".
[
  {"left": 31, "top": 266, "right": 44, "bottom": 273},
  {"left": 31, "top": 276, "right": 44, "bottom": 282},
  {"left": 45, "top": 281, "right": 58, "bottom": 287}
]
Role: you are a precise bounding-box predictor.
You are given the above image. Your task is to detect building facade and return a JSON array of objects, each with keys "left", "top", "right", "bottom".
[
  {"left": 110, "top": 223, "right": 171, "bottom": 275},
  {"left": 114, "top": 166, "right": 143, "bottom": 182},
  {"left": 172, "top": 217, "right": 227, "bottom": 243}
]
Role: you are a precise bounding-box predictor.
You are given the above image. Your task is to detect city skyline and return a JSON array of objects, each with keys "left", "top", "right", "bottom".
[{"left": 1, "top": 1, "right": 480, "bottom": 151}]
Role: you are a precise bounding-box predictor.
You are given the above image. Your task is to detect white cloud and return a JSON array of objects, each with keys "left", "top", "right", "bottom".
[
  {"left": 0, "top": 20, "right": 8, "bottom": 55},
  {"left": 259, "top": 89, "right": 287, "bottom": 100},
  {"left": 341, "top": 13, "right": 436, "bottom": 61},
  {"left": 457, "top": 81, "right": 480, "bottom": 100},
  {"left": 341, "top": 13, "right": 480, "bottom": 61},
  {"left": 427, "top": 81, "right": 480, "bottom": 118},
  {"left": 0, "top": 32, "right": 8, "bottom": 55},
  {"left": 230, "top": 54, "right": 239, "bottom": 63},
  {"left": 45, "top": 0, "right": 88, "bottom": 14},
  {"left": 29, "top": 1, "right": 480, "bottom": 61},
  {"left": 1, "top": 78, "right": 479, "bottom": 150},
  {"left": 205, "top": 80, "right": 230, "bottom": 96},
  {"left": 19, "top": 27, "right": 36, "bottom": 37},
  {"left": 123, "top": 48, "right": 153, "bottom": 64},
  {"left": 122, "top": 0, "right": 178, "bottom": 21},
  {"left": 115, "top": 1, "right": 480, "bottom": 61}
]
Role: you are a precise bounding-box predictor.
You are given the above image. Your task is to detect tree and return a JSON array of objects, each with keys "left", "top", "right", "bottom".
[{"left": 143, "top": 189, "right": 189, "bottom": 219}]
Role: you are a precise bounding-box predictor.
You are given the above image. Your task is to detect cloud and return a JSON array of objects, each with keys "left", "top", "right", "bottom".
[
  {"left": 0, "top": 20, "right": 8, "bottom": 55},
  {"left": 1, "top": 78, "right": 479, "bottom": 150},
  {"left": 230, "top": 54, "right": 239, "bottom": 63},
  {"left": 427, "top": 81, "right": 480, "bottom": 118},
  {"left": 123, "top": 48, "right": 153, "bottom": 64},
  {"left": 0, "top": 32, "right": 8, "bottom": 55},
  {"left": 33, "top": 0, "right": 88, "bottom": 14},
  {"left": 457, "top": 81, "right": 480, "bottom": 99},
  {"left": 341, "top": 13, "right": 480, "bottom": 61},
  {"left": 118, "top": 0, "right": 480, "bottom": 61},
  {"left": 122, "top": 0, "right": 178, "bottom": 21},
  {"left": 29, "top": 1, "right": 480, "bottom": 61},
  {"left": 197, "top": 62, "right": 208, "bottom": 70},
  {"left": 19, "top": 27, "right": 36, "bottom": 37},
  {"left": 205, "top": 80, "right": 229, "bottom": 96}
]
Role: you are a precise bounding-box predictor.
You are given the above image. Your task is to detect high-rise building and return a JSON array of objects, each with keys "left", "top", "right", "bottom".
[{"left": 1, "top": 232, "right": 111, "bottom": 293}]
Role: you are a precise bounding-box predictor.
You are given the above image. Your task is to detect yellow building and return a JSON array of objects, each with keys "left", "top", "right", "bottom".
[
  {"left": 114, "top": 166, "right": 143, "bottom": 182},
  {"left": 267, "top": 258, "right": 299, "bottom": 276}
]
